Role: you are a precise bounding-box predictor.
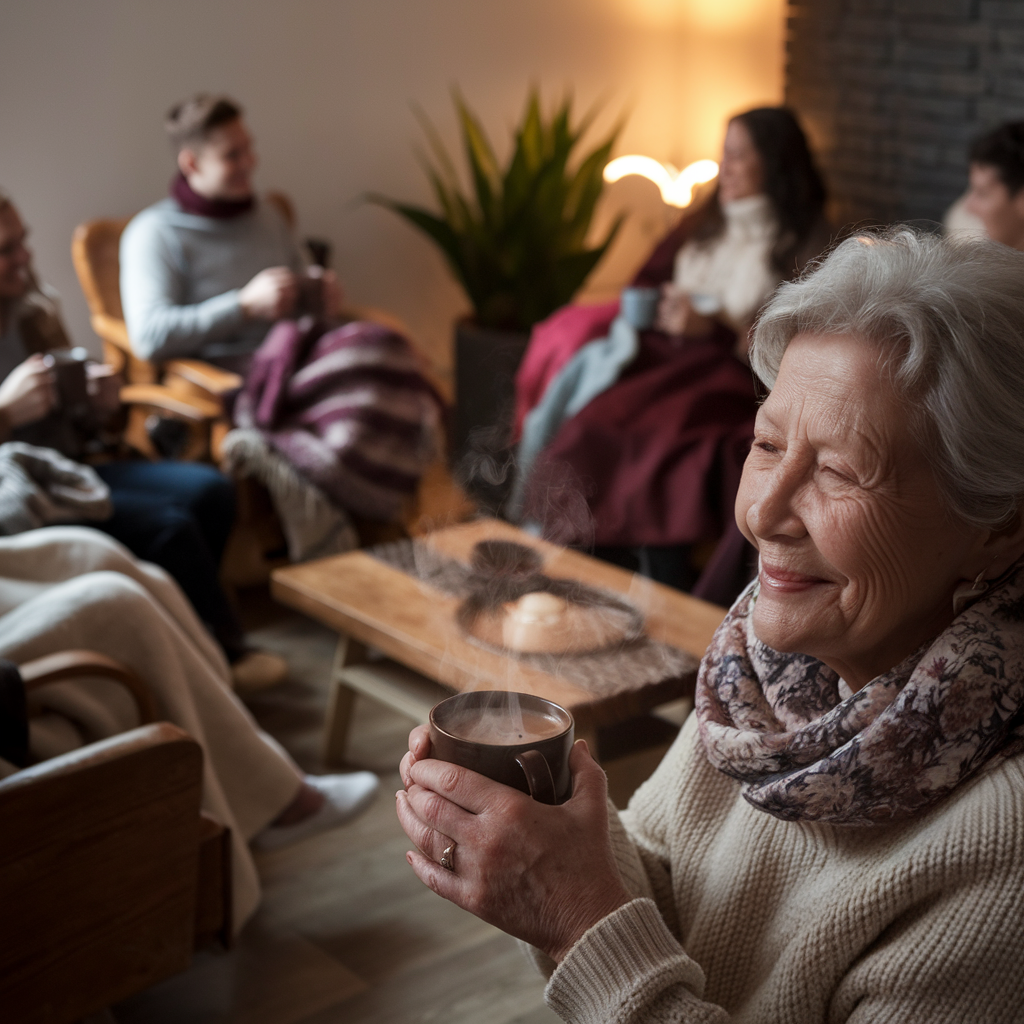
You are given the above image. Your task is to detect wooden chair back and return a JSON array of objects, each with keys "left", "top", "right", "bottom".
[
  {"left": 0, "top": 723, "right": 207, "bottom": 1023},
  {"left": 71, "top": 217, "right": 127, "bottom": 320},
  {"left": 71, "top": 217, "right": 157, "bottom": 384}
]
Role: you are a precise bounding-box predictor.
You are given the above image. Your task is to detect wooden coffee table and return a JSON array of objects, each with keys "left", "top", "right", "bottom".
[{"left": 271, "top": 518, "right": 726, "bottom": 764}]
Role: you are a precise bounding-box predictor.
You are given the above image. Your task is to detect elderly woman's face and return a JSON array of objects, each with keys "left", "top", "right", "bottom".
[{"left": 736, "top": 332, "right": 986, "bottom": 690}]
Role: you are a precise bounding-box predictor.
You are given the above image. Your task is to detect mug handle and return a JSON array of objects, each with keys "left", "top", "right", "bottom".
[{"left": 514, "top": 749, "right": 556, "bottom": 804}]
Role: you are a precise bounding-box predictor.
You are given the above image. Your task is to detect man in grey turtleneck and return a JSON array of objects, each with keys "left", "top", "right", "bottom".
[{"left": 120, "top": 94, "right": 342, "bottom": 370}]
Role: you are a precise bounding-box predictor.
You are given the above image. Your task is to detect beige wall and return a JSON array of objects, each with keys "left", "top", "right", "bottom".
[{"left": 0, "top": 0, "right": 783, "bottom": 377}]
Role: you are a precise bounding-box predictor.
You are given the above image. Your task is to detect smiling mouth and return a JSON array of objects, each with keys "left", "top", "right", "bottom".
[{"left": 759, "top": 562, "right": 830, "bottom": 594}]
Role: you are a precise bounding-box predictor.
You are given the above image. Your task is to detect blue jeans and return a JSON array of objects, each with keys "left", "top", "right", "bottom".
[{"left": 94, "top": 460, "right": 244, "bottom": 658}]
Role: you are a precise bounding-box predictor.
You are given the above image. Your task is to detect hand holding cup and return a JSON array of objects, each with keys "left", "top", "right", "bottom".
[
  {"left": 239, "top": 266, "right": 299, "bottom": 320},
  {"left": 656, "top": 283, "right": 718, "bottom": 338},
  {"left": 0, "top": 354, "right": 57, "bottom": 428},
  {"left": 397, "top": 693, "right": 632, "bottom": 964}
]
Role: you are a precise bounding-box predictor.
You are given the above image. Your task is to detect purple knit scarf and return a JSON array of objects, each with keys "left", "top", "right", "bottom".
[
  {"left": 695, "top": 561, "right": 1024, "bottom": 825},
  {"left": 171, "top": 174, "right": 254, "bottom": 219}
]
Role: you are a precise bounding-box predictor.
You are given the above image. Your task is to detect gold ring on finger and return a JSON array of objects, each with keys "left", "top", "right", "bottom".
[{"left": 439, "top": 842, "right": 456, "bottom": 872}]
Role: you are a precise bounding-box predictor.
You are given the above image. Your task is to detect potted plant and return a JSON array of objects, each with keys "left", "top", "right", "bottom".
[{"left": 372, "top": 90, "right": 623, "bottom": 496}]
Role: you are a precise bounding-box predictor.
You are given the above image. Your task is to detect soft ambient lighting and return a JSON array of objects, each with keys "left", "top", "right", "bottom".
[
  {"left": 618, "top": 0, "right": 772, "bottom": 32},
  {"left": 603, "top": 156, "right": 719, "bottom": 207}
]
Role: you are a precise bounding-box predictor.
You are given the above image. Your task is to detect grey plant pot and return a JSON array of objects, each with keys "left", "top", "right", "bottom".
[{"left": 453, "top": 319, "right": 531, "bottom": 511}]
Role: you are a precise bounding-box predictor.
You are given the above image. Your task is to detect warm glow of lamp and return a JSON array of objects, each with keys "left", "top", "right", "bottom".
[
  {"left": 619, "top": 0, "right": 771, "bottom": 32},
  {"left": 603, "top": 156, "right": 719, "bottom": 207}
]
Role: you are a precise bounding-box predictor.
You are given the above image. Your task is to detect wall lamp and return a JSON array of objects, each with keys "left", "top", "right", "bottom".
[{"left": 603, "top": 156, "right": 719, "bottom": 207}]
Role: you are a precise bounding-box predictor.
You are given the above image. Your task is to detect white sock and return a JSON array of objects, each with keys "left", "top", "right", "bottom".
[{"left": 253, "top": 771, "right": 379, "bottom": 851}]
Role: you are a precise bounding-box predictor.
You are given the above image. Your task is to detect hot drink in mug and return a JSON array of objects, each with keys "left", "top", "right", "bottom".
[{"left": 428, "top": 691, "right": 574, "bottom": 804}]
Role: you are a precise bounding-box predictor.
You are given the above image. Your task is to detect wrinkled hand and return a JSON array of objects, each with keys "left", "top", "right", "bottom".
[
  {"left": 397, "top": 725, "right": 632, "bottom": 964},
  {"left": 656, "top": 284, "right": 715, "bottom": 338},
  {"left": 86, "top": 362, "right": 122, "bottom": 420},
  {"left": 0, "top": 354, "right": 57, "bottom": 428},
  {"left": 239, "top": 266, "right": 299, "bottom": 320}
]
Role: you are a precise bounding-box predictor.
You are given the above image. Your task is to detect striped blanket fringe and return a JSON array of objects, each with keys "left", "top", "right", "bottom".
[
  {"left": 220, "top": 427, "right": 358, "bottom": 563},
  {"left": 234, "top": 317, "right": 446, "bottom": 524}
]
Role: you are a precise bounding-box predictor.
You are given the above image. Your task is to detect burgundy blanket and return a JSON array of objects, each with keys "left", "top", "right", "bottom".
[
  {"left": 511, "top": 206, "right": 708, "bottom": 441},
  {"left": 234, "top": 319, "right": 445, "bottom": 522},
  {"left": 520, "top": 327, "right": 757, "bottom": 551}
]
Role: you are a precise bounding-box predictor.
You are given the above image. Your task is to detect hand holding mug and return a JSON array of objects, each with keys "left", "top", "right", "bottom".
[
  {"left": 0, "top": 354, "right": 57, "bottom": 428},
  {"left": 656, "top": 283, "right": 717, "bottom": 338},
  {"left": 397, "top": 724, "right": 632, "bottom": 964},
  {"left": 239, "top": 266, "right": 299, "bottom": 320}
]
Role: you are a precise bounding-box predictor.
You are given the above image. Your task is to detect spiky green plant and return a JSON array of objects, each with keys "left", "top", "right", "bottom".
[{"left": 371, "top": 90, "right": 624, "bottom": 332}]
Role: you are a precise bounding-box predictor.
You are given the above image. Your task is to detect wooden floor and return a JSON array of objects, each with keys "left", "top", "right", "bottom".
[{"left": 114, "top": 592, "right": 679, "bottom": 1024}]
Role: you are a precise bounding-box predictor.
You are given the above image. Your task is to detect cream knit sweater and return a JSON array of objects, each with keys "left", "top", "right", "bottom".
[
  {"left": 672, "top": 194, "right": 780, "bottom": 332},
  {"left": 543, "top": 713, "right": 1024, "bottom": 1023}
]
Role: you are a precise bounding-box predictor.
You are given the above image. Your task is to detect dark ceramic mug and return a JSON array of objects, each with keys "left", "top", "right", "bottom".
[{"left": 428, "top": 691, "right": 574, "bottom": 805}]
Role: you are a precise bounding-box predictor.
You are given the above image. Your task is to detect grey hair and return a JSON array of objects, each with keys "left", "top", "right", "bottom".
[{"left": 749, "top": 227, "right": 1024, "bottom": 529}]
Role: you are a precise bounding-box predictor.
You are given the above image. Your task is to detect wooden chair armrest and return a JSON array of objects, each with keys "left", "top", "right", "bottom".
[
  {"left": 164, "top": 359, "right": 243, "bottom": 395},
  {"left": 20, "top": 649, "right": 159, "bottom": 725},
  {"left": 0, "top": 720, "right": 190, "bottom": 792},
  {"left": 0, "top": 723, "right": 204, "bottom": 1021},
  {"left": 90, "top": 312, "right": 131, "bottom": 351},
  {"left": 120, "top": 383, "right": 223, "bottom": 421}
]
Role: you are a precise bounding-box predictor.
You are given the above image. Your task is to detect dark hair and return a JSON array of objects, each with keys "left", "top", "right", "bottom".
[
  {"left": 165, "top": 94, "right": 242, "bottom": 151},
  {"left": 691, "top": 107, "right": 827, "bottom": 276},
  {"left": 969, "top": 121, "right": 1024, "bottom": 195}
]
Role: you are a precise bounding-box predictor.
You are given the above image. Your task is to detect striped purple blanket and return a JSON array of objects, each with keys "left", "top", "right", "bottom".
[{"left": 234, "top": 318, "right": 446, "bottom": 522}]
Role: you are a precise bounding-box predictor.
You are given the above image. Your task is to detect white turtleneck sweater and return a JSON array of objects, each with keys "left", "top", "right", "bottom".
[
  {"left": 536, "top": 712, "right": 1024, "bottom": 1023},
  {"left": 672, "top": 195, "right": 780, "bottom": 332}
]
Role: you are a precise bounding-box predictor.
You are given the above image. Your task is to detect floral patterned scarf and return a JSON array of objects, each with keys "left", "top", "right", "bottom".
[{"left": 695, "top": 561, "right": 1024, "bottom": 825}]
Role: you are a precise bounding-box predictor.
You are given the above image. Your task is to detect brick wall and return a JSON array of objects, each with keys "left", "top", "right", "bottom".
[{"left": 786, "top": 1, "right": 1024, "bottom": 227}]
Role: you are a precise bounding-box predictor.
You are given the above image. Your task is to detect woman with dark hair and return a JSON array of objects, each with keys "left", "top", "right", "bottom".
[
  {"left": 512, "top": 107, "right": 829, "bottom": 602},
  {"left": 644, "top": 107, "right": 828, "bottom": 348}
]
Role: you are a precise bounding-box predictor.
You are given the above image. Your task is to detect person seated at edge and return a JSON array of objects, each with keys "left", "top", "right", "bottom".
[
  {"left": 963, "top": 120, "right": 1024, "bottom": 250},
  {"left": 515, "top": 107, "right": 829, "bottom": 603},
  {"left": 0, "top": 191, "right": 282, "bottom": 690},
  {"left": 0, "top": 526, "right": 379, "bottom": 930},
  {"left": 120, "top": 94, "right": 343, "bottom": 373},
  {"left": 398, "top": 229, "right": 1024, "bottom": 1021}
]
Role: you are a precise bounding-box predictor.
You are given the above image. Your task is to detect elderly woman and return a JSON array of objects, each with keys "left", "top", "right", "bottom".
[{"left": 397, "top": 229, "right": 1024, "bottom": 1021}]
